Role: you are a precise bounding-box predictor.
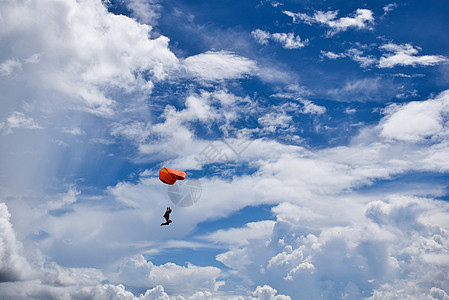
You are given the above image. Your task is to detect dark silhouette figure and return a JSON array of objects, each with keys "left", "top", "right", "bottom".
[{"left": 161, "top": 207, "right": 172, "bottom": 226}]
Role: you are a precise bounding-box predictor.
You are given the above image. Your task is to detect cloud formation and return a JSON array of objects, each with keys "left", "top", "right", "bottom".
[
  {"left": 1, "top": 0, "right": 449, "bottom": 299},
  {"left": 0, "top": 203, "right": 34, "bottom": 282},
  {"left": 216, "top": 195, "right": 449, "bottom": 299},
  {"left": 0, "top": 112, "right": 43, "bottom": 134},
  {"left": 283, "top": 8, "right": 374, "bottom": 36},
  {"left": 1, "top": 201, "right": 293, "bottom": 298},
  {"left": 252, "top": 29, "right": 308, "bottom": 49},
  {"left": 182, "top": 51, "right": 257, "bottom": 81},
  {"left": 322, "top": 42, "right": 449, "bottom": 69},
  {"left": 0, "top": 0, "right": 178, "bottom": 115},
  {"left": 378, "top": 43, "right": 449, "bottom": 68},
  {"left": 379, "top": 89, "right": 449, "bottom": 142}
]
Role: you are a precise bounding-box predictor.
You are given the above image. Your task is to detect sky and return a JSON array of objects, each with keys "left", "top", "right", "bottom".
[{"left": 1, "top": 0, "right": 449, "bottom": 299}]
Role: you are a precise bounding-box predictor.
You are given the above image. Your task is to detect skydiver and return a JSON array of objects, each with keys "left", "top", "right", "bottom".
[{"left": 161, "top": 207, "right": 172, "bottom": 226}]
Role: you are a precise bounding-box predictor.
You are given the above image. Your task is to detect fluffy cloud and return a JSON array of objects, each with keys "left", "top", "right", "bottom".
[
  {"left": 123, "top": 0, "right": 163, "bottom": 25},
  {"left": 11, "top": 86, "right": 447, "bottom": 296},
  {"left": 110, "top": 90, "right": 227, "bottom": 164},
  {"left": 0, "top": 112, "right": 43, "bottom": 134},
  {"left": 210, "top": 195, "right": 449, "bottom": 299},
  {"left": 1, "top": 1, "right": 449, "bottom": 299},
  {"left": 112, "top": 255, "right": 224, "bottom": 295},
  {"left": 251, "top": 285, "right": 291, "bottom": 300},
  {"left": 379, "top": 89, "right": 449, "bottom": 142},
  {"left": 321, "top": 42, "right": 448, "bottom": 69},
  {"left": 0, "top": 0, "right": 178, "bottom": 116},
  {"left": 1, "top": 201, "right": 290, "bottom": 298},
  {"left": 299, "top": 100, "right": 326, "bottom": 115},
  {"left": 283, "top": 8, "right": 374, "bottom": 36},
  {"left": 252, "top": 29, "right": 308, "bottom": 49},
  {"left": 378, "top": 43, "right": 449, "bottom": 68},
  {"left": 0, "top": 203, "right": 34, "bottom": 282}
]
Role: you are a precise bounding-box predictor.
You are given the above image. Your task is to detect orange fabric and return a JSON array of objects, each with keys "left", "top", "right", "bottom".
[
  {"left": 159, "top": 167, "right": 186, "bottom": 185},
  {"left": 164, "top": 167, "right": 186, "bottom": 180}
]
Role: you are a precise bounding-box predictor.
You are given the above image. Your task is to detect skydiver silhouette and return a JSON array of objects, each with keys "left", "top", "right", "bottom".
[{"left": 161, "top": 207, "right": 172, "bottom": 226}]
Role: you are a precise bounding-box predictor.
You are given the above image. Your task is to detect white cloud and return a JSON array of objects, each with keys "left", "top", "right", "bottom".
[
  {"left": 382, "top": 3, "right": 398, "bottom": 16},
  {"left": 209, "top": 193, "right": 449, "bottom": 298},
  {"left": 299, "top": 100, "right": 326, "bottom": 115},
  {"left": 0, "top": 112, "right": 43, "bottom": 134},
  {"left": 46, "top": 186, "right": 80, "bottom": 211},
  {"left": 1, "top": 201, "right": 292, "bottom": 298},
  {"left": 327, "top": 77, "right": 398, "bottom": 102},
  {"left": 379, "top": 89, "right": 449, "bottom": 142},
  {"left": 378, "top": 43, "right": 449, "bottom": 68},
  {"left": 252, "top": 29, "right": 308, "bottom": 49},
  {"left": 201, "top": 220, "right": 276, "bottom": 247},
  {"left": 321, "top": 47, "right": 377, "bottom": 69},
  {"left": 62, "top": 127, "right": 85, "bottom": 135},
  {"left": 3, "top": 85, "right": 449, "bottom": 298},
  {"left": 346, "top": 48, "right": 377, "bottom": 68},
  {"left": 283, "top": 8, "right": 374, "bottom": 36},
  {"left": 1, "top": 1, "right": 449, "bottom": 298},
  {"left": 0, "top": 54, "right": 40, "bottom": 77},
  {"left": 0, "top": 59, "right": 22, "bottom": 77},
  {"left": 124, "top": 0, "right": 162, "bottom": 25},
  {"left": 0, "top": 203, "right": 34, "bottom": 282},
  {"left": 113, "top": 255, "right": 224, "bottom": 295},
  {"left": 251, "top": 285, "right": 291, "bottom": 300},
  {"left": 110, "top": 90, "right": 225, "bottom": 165},
  {"left": 252, "top": 29, "right": 271, "bottom": 46},
  {"left": 320, "top": 51, "right": 345, "bottom": 60},
  {"left": 271, "top": 33, "right": 308, "bottom": 49},
  {"left": 321, "top": 42, "right": 448, "bottom": 69},
  {"left": 0, "top": 0, "right": 179, "bottom": 116},
  {"left": 183, "top": 51, "right": 257, "bottom": 81}
]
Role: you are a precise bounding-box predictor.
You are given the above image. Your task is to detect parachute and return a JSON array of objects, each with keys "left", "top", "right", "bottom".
[{"left": 159, "top": 167, "right": 186, "bottom": 185}]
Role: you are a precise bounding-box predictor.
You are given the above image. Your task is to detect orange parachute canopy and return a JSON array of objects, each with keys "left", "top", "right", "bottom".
[{"left": 159, "top": 167, "right": 186, "bottom": 185}]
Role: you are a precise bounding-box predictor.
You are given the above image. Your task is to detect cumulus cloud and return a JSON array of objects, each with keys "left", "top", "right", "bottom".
[
  {"left": 251, "top": 285, "right": 291, "bottom": 300},
  {"left": 283, "top": 8, "right": 374, "bottom": 36},
  {"left": 378, "top": 89, "right": 449, "bottom": 142},
  {"left": 36, "top": 87, "right": 449, "bottom": 297},
  {"left": 0, "top": 0, "right": 179, "bottom": 116},
  {"left": 110, "top": 90, "right": 226, "bottom": 165},
  {"left": 1, "top": 1, "right": 449, "bottom": 299},
  {"left": 209, "top": 194, "right": 449, "bottom": 299},
  {"left": 2, "top": 201, "right": 290, "bottom": 298},
  {"left": 113, "top": 255, "right": 224, "bottom": 295},
  {"left": 252, "top": 29, "right": 308, "bottom": 49},
  {"left": 124, "top": 0, "right": 163, "bottom": 25},
  {"left": 299, "top": 100, "right": 326, "bottom": 115},
  {"left": 0, "top": 203, "right": 34, "bottom": 282}
]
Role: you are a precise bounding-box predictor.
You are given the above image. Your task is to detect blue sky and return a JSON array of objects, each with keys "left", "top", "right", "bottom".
[{"left": 1, "top": 0, "right": 449, "bottom": 299}]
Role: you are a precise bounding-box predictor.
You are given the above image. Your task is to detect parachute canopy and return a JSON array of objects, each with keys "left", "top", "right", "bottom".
[{"left": 159, "top": 167, "right": 186, "bottom": 185}]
